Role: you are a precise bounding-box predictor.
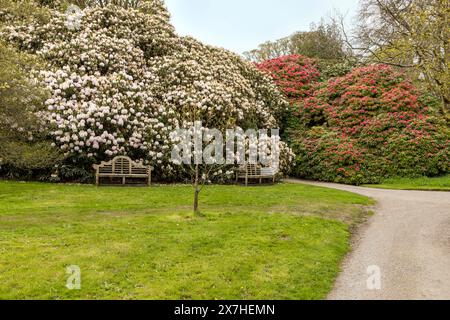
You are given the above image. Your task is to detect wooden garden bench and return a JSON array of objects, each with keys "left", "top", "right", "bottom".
[
  {"left": 236, "top": 163, "right": 278, "bottom": 186},
  {"left": 93, "top": 156, "right": 152, "bottom": 186}
]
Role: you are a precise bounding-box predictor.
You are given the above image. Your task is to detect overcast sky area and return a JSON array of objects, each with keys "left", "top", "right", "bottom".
[{"left": 165, "top": 0, "right": 360, "bottom": 55}]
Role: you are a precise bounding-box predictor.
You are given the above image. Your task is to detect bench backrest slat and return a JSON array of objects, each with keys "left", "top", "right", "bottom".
[
  {"left": 131, "top": 168, "right": 148, "bottom": 174},
  {"left": 246, "top": 164, "right": 260, "bottom": 176},
  {"left": 113, "top": 157, "right": 131, "bottom": 174},
  {"left": 99, "top": 165, "right": 113, "bottom": 174}
]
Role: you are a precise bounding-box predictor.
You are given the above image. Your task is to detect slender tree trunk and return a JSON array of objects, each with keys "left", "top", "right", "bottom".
[
  {"left": 193, "top": 164, "right": 200, "bottom": 215},
  {"left": 443, "top": 96, "right": 449, "bottom": 119}
]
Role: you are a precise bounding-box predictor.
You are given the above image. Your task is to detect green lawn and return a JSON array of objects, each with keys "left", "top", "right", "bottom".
[
  {"left": 0, "top": 181, "right": 372, "bottom": 300},
  {"left": 364, "top": 175, "right": 450, "bottom": 191}
]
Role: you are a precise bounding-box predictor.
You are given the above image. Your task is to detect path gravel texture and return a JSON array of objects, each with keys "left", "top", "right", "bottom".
[{"left": 288, "top": 179, "right": 450, "bottom": 300}]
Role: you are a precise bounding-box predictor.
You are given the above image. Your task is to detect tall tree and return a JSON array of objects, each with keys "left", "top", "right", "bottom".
[
  {"left": 243, "top": 19, "right": 349, "bottom": 63},
  {"left": 350, "top": 0, "right": 449, "bottom": 115}
]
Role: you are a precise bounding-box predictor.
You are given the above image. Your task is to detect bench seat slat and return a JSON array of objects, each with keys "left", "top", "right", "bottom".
[
  {"left": 97, "top": 174, "right": 149, "bottom": 177},
  {"left": 238, "top": 174, "right": 275, "bottom": 178}
]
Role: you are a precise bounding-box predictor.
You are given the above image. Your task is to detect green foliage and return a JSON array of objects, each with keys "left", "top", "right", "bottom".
[
  {"left": 317, "top": 59, "right": 357, "bottom": 81},
  {"left": 0, "top": 42, "right": 44, "bottom": 124},
  {"left": 0, "top": 141, "right": 61, "bottom": 170},
  {"left": 243, "top": 19, "right": 348, "bottom": 63},
  {"left": 289, "top": 20, "right": 347, "bottom": 62},
  {"left": 0, "top": 0, "right": 51, "bottom": 25},
  {"left": 0, "top": 41, "right": 62, "bottom": 178},
  {"left": 57, "top": 162, "right": 95, "bottom": 182}
]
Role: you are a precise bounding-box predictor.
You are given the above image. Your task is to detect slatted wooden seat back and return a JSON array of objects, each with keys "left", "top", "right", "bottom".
[
  {"left": 98, "top": 164, "right": 113, "bottom": 174},
  {"left": 236, "top": 162, "right": 277, "bottom": 186},
  {"left": 246, "top": 163, "right": 260, "bottom": 176},
  {"left": 113, "top": 157, "right": 131, "bottom": 175},
  {"left": 131, "top": 166, "right": 149, "bottom": 175}
]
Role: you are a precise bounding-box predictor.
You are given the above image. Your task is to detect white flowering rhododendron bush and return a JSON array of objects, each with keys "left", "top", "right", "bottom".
[{"left": 1, "top": 1, "right": 294, "bottom": 181}]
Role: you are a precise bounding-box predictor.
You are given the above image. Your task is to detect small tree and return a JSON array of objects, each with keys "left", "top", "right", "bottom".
[
  {"left": 170, "top": 122, "right": 234, "bottom": 215},
  {"left": 170, "top": 120, "right": 282, "bottom": 215}
]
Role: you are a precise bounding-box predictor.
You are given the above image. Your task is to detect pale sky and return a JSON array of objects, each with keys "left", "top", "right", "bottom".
[{"left": 165, "top": 0, "right": 360, "bottom": 55}]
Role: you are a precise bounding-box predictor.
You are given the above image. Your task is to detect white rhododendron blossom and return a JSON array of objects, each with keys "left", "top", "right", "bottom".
[{"left": 2, "top": 2, "right": 293, "bottom": 181}]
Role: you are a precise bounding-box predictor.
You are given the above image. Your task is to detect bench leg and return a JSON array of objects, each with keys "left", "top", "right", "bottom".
[
  {"left": 96, "top": 175, "right": 99, "bottom": 186},
  {"left": 122, "top": 177, "right": 126, "bottom": 185},
  {"left": 259, "top": 178, "right": 262, "bottom": 184},
  {"left": 245, "top": 176, "right": 248, "bottom": 186}
]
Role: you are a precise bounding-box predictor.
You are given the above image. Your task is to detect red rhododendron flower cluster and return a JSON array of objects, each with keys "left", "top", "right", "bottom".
[
  {"left": 256, "top": 54, "right": 320, "bottom": 103},
  {"left": 292, "top": 65, "right": 449, "bottom": 184}
]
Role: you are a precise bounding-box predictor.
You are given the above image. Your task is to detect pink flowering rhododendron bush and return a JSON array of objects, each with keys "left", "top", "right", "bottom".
[
  {"left": 255, "top": 54, "right": 320, "bottom": 103},
  {"left": 291, "top": 65, "right": 449, "bottom": 184},
  {"left": 1, "top": 2, "right": 294, "bottom": 181}
]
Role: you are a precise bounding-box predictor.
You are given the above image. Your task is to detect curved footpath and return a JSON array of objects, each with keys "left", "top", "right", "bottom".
[{"left": 288, "top": 179, "right": 450, "bottom": 300}]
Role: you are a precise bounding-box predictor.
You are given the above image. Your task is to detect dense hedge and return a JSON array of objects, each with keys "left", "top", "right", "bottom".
[
  {"left": 290, "top": 65, "right": 449, "bottom": 184},
  {"left": 1, "top": 2, "right": 293, "bottom": 182}
]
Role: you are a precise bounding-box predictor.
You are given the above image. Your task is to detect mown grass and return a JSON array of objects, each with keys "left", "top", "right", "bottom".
[
  {"left": 0, "top": 181, "right": 372, "bottom": 300},
  {"left": 364, "top": 175, "right": 450, "bottom": 191}
]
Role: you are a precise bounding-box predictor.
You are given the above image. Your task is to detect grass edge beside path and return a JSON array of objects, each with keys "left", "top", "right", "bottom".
[{"left": 363, "top": 175, "right": 450, "bottom": 191}]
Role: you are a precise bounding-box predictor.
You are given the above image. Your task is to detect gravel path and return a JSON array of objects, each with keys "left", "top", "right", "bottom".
[{"left": 288, "top": 179, "right": 450, "bottom": 300}]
